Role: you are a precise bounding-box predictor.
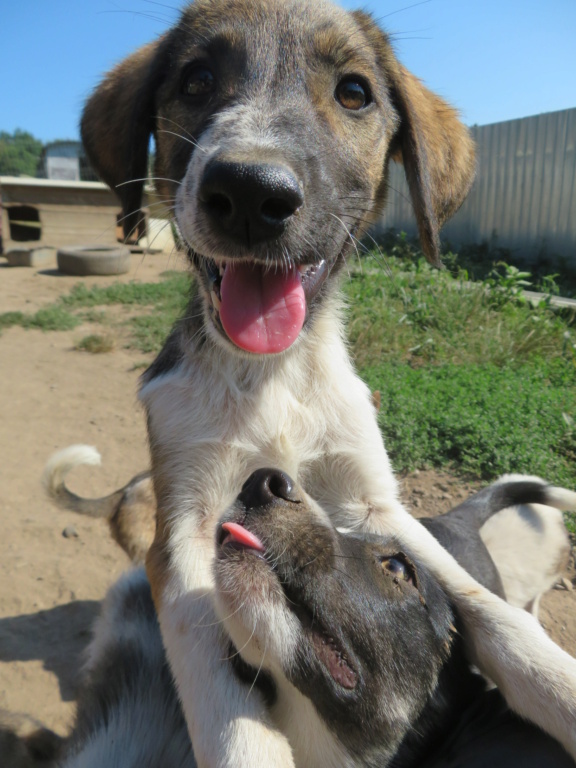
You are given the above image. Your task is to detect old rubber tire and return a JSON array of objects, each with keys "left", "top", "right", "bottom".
[{"left": 57, "top": 245, "right": 131, "bottom": 276}]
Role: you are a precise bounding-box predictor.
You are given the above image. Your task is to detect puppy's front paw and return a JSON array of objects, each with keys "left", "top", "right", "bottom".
[{"left": 198, "top": 719, "right": 295, "bottom": 768}]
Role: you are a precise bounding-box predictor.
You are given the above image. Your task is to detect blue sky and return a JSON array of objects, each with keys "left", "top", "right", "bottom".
[{"left": 2, "top": 0, "right": 575, "bottom": 143}]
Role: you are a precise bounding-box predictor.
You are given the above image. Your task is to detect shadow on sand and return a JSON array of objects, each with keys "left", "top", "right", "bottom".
[{"left": 0, "top": 599, "right": 101, "bottom": 701}]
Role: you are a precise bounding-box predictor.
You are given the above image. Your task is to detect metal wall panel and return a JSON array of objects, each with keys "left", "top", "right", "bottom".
[{"left": 375, "top": 108, "right": 576, "bottom": 264}]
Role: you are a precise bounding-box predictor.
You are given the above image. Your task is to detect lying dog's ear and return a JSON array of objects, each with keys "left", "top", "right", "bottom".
[
  {"left": 353, "top": 12, "right": 476, "bottom": 266},
  {"left": 81, "top": 37, "right": 170, "bottom": 242}
]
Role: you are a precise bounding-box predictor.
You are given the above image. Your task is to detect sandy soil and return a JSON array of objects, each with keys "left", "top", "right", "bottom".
[{"left": 0, "top": 251, "right": 574, "bottom": 739}]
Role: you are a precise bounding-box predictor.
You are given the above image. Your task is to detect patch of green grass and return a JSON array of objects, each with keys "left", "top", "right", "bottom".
[
  {"left": 59, "top": 272, "right": 192, "bottom": 352},
  {"left": 0, "top": 272, "right": 191, "bottom": 349},
  {"left": 129, "top": 313, "right": 179, "bottom": 353},
  {"left": 348, "top": 247, "right": 576, "bottom": 513},
  {"left": 76, "top": 334, "right": 115, "bottom": 353},
  {"left": 0, "top": 306, "right": 80, "bottom": 332},
  {"left": 0, "top": 311, "right": 26, "bottom": 330},
  {"left": 361, "top": 359, "right": 576, "bottom": 489},
  {"left": 345, "top": 254, "right": 575, "bottom": 370},
  {"left": 27, "top": 307, "right": 81, "bottom": 331},
  {"left": 59, "top": 272, "right": 190, "bottom": 310}
]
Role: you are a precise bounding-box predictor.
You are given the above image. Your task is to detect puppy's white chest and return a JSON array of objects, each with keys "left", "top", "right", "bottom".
[{"left": 140, "top": 361, "right": 326, "bottom": 486}]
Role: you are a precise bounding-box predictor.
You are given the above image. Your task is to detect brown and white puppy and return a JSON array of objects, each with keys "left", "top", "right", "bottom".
[
  {"left": 81, "top": 0, "right": 576, "bottom": 764},
  {"left": 42, "top": 445, "right": 154, "bottom": 565},
  {"left": 48, "top": 470, "right": 575, "bottom": 768}
]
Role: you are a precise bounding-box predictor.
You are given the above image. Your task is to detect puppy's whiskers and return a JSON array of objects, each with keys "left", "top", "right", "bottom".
[
  {"left": 156, "top": 128, "right": 207, "bottom": 153},
  {"left": 116, "top": 176, "right": 182, "bottom": 187},
  {"left": 221, "top": 621, "right": 258, "bottom": 661},
  {"left": 197, "top": 597, "right": 249, "bottom": 628},
  {"left": 245, "top": 636, "right": 269, "bottom": 702}
]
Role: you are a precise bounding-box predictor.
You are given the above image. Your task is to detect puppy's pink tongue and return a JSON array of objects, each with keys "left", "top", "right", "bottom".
[
  {"left": 220, "top": 262, "right": 305, "bottom": 354},
  {"left": 221, "top": 522, "right": 264, "bottom": 552}
]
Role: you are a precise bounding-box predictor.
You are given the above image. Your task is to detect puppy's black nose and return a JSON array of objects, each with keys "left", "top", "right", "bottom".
[
  {"left": 198, "top": 160, "right": 303, "bottom": 246},
  {"left": 238, "top": 468, "right": 301, "bottom": 509}
]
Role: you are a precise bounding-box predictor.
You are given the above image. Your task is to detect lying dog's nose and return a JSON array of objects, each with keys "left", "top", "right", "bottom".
[
  {"left": 238, "top": 468, "right": 301, "bottom": 509},
  {"left": 198, "top": 160, "right": 303, "bottom": 246}
]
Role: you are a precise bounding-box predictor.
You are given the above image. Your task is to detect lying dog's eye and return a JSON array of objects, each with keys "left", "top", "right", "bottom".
[
  {"left": 380, "top": 555, "right": 416, "bottom": 586},
  {"left": 181, "top": 64, "right": 215, "bottom": 99},
  {"left": 335, "top": 78, "right": 370, "bottom": 111}
]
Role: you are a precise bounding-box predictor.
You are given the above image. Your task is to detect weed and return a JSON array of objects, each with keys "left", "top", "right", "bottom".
[
  {"left": 129, "top": 313, "right": 178, "bottom": 353},
  {"left": 484, "top": 262, "right": 532, "bottom": 309},
  {"left": 0, "top": 307, "right": 80, "bottom": 332},
  {"left": 59, "top": 272, "right": 190, "bottom": 309},
  {"left": 27, "top": 307, "right": 81, "bottom": 331},
  {"left": 376, "top": 229, "right": 576, "bottom": 297},
  {"left": 345, "top": 254, "right": 573, "bottom": 370},
  {"left": 80, "top": 309, "right": 109, "bottom": 324},
  {"left": 0, "top": 272, "right": 191, "bottom": 347},
  {"left": 540, "top": 273, "right": 561, "bottom": 297},
  {"left": 0, "top": 311, "right": 26, "bottom": 330},
  {"left": 76, "top": 334, "right": 115, "bottom": 353}
]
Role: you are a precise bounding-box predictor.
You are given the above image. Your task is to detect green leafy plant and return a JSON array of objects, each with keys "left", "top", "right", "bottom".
[{"left": 484, "top": 262, "right": 532, "bottom": 309}]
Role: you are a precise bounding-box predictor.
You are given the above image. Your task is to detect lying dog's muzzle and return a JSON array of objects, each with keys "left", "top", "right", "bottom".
[{"left": 217, "top": 469, "right": 302, "bottom": 550}]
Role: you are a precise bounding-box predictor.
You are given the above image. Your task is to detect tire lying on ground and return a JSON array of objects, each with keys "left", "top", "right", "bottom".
[{"left": 57, "top": 245, "right": 131, "bottom": 276}]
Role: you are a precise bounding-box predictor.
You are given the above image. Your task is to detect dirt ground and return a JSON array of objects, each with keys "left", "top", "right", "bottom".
[{"left": 0, "top": 251, "right": 575, "bottom": 739}]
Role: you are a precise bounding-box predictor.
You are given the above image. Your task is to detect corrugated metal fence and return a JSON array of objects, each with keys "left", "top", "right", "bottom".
[{"left": 375, "top": 107, "right": 576, "bottom": 263}]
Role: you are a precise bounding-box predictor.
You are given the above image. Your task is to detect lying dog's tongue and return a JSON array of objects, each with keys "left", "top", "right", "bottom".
[
  {"left": 220, "top": 262, "right": 306, "bottom": 354},
  {"left": 221, "top": 522, "right": 264, "bottom": 551}
]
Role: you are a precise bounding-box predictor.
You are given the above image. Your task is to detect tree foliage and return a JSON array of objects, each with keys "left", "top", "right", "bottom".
[{"left": 0, "top": 129, "right": 43, "bottom": 177}]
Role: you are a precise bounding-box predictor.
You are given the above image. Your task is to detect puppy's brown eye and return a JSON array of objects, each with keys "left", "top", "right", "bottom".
[
  {"left": 182, "top": 65, "right": 215, "bottom": 98},
  {"left": 335, "top": 78, "right": 370, "bottom": 111},
  {"left": 381, "top": 555, "right": 416, "bottom": 586}
]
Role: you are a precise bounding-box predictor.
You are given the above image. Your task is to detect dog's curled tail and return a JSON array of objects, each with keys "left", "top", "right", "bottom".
[
  {"left": 445, "top": 475, "right": 576, "bottom": 531},
  {"left": 42, "top": 444, "right": 124, "bottom": 519},
  {"left": 536, "top": 484, "right": 576, "bottom": 512},
  {"left": 493, "top": 473, "right": 576, "bottom": 514}
]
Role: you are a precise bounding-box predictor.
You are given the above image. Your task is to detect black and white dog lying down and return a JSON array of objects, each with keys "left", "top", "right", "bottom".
[
  {"left": 417, "top": 474, "right": 571, "bottom": 607},
  {"left": 52, "top": 470, "right": 575, "bottom": 768}
]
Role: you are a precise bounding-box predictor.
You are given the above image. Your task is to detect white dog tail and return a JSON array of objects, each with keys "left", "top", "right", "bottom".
[
  {"left": 440, "top": 475, "right": 576, "bottom": 532},
  {"left": 494, "top": 473, "right": 576, "bottom": 512},
  {"left": 538, "top": 485, "right": 576, "bottom": 512},
  {"left": 43, "top": 444, "right": 124, "bottom": 519}
]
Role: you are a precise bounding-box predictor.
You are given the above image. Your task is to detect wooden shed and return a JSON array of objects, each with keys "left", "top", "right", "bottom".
[{"left": 0, "top": 176, "right": 149, "bottom": 252}]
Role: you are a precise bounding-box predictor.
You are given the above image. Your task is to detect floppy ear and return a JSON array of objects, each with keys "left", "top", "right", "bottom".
[
  {"left": 352, "top": 12, "right": 475, "bottom": 266},
  {"left": 81, "top": 37, "right": 170, "bottom": 242},
  {"left": 389, "top": 64, "right": 476, "bottom": 266}
]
